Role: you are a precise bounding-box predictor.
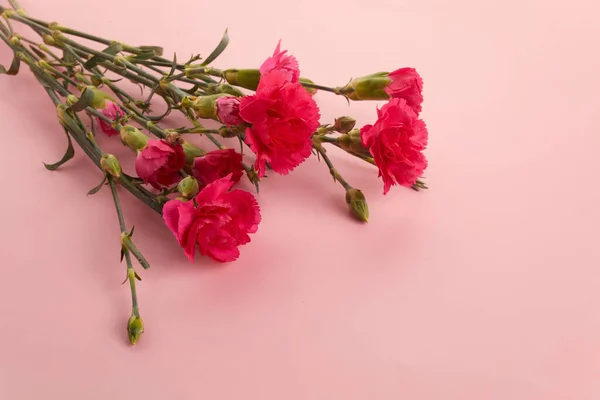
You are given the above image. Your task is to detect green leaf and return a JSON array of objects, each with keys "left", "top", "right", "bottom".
[
  {"left": 0, "top": 54, "right": 20, "bottom": 76},
  {"left": 68, "top": 86, "right": 96, "bottom": 112},
  {"left": 128, "top": 226, "right": 135, "bottom": 237},
  {"left": 134, "top": 271, "right": 142, "bottom": 281},
  {"left": 43, "top": 130, "right": 75, "bottom": 171},
  {"left": 201, "top": 29, "right": 229, "bottom": 66},
  {"left": 84, "top": 43, "right": 123, "bottom": 69},
  {"left": 87, "top": 175, "right": 107, "bottom": 196}
]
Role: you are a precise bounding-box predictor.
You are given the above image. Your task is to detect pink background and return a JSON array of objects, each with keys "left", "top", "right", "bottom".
[{"left": 1, "top": 0, "right": 599, "bottom": 398}]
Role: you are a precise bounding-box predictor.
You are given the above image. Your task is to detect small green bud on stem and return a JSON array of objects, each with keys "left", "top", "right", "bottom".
[
  {"left": 120, "top": 125, "right": 148, "bottom": 152},
  {"left": 177, "top": 176, "right": 200, "bottom": 199},
  {"left": 345, "top": 188, "right": 369, "bottom": 222},
  {"left": 127, "top": 314, "right": 144, "bottom": 345},
  {"left": 333, "top": 116, "right": 356, "bottom": 134},
  {"left": 100, "top": 154, "right": 122, "bottom": 178}
]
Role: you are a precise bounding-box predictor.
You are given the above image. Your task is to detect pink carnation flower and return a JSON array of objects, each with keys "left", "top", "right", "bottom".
[
  {"left": 239, "top": 70, "right": 320, "bottom": 177},
  {"left": 135, "top": 139, "right": 186, "bottom": 189},
  {"left": 97, "top": 100, "right": 125, "bottom": 137},
  {"left": 192, "top": 149, "right": 244, "bottom": 187},
  {"left": 162, "top": 175, "right": 261, "bottom": 262},
  {"left": 385, "top": 68, "right": 424, "bottom": 115},
  {"left": 361, "top": 98, "right": 428, "bottom": 194},
  {"left": 216, "top": 96, "right": 244, "bottom": 126},
  {"left": 259, "top": 41, "right": 300, "bottom": 83}
]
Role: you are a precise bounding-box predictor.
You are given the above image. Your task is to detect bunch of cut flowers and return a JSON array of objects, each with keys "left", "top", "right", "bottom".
[{"left": 0, "top": 0, "right": 429, "bottom": 345}]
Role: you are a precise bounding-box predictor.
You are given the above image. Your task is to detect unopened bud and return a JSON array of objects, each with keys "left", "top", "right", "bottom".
[
  {"left": 120, "top": 125, "right": 148, "bottom": 151},
  {"left": 66, "top": 95, "right": 79, "bottom": 107},
  {"left": 90, "top": 75, "right": 102, "bottom": 87},
  {"left": 246, "top": 168, "right": 259, "bottom": 186},
  {"left": 43, "top": 35, "right": 56, "bottom": 46},
  {"left": 337, "top": 129, "right": 371, "bottom": 158},
  {"left": 345, "top": 188, "right": 369, "bottom": 222},
  {"left": 182, "top": 141, "right": 205, "bottom": 166},
  {"left": 223, "top": 69, "right": 261, "bottom": 91},
  {"left": 81, "top": 86, "right": 114, "bottom": 109},
  {"left": 177, "top": 176, "right": 199, "bottom": 198},
  {"left": 165, "top": 131, "right": 183, "bottom": 146},
  {"left": 9, "top": 35, "right": 19, "bottom": 46},
  {"left": 55, "top": 104, "right": 71, "bottom": 128},
  {"left": 218, "top": 125, "right": 243, "bottom": 138},
  {"left": 100, "top": 154, "right": 121, "bottom": 178},
  {"left": 193, "top": 94, "right": 228, "bottom": 120},
  {"left": 127, "top": 314, "right": 144, "bottom": 345},
  {"left": 337, "top": 72, "right": 390, "bottom": 101},
  {"left": 333, "top": 116, "right": 356, "bottom": 133}
]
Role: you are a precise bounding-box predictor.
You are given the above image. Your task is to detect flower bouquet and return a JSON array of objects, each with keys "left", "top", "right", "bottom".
[{"left": 0, "top": 0, "right": 428, "bottom": 345}]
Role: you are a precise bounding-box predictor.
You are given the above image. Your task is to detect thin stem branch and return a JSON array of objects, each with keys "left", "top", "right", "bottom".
[
  {"left": 313, "top": 144, "right": 353, "bottom": 191},
  {"left": 108, "top": 177, "right": 141, "bottom": 316}
]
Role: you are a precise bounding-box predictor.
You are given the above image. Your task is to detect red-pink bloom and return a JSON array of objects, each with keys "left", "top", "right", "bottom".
[
  {"left": 239, "top": 70, "right": 320, "bottom": 176},
  {"left": 385, "top": 68, "right": 424, "bottom": 115},
  {"left": 259, "top": 41, "right": 300, "bottom": 83},
  {"left": 135, "top": 139, "right": 186, "bottom": 189},
  {"left": 192, "top": 149, "right": 244, "bottom": 187},
  {"left": 162, "top": 174, "right": 261, "bottom": 262},
  {"left": 361, "top": 98, "right": 428, "bottom": 194},
  {"left": 97, "top": 100, "right": 125, "bottom": 137},
  {"left": 216, "top": 96, "right": 244, "bottom": 126}
]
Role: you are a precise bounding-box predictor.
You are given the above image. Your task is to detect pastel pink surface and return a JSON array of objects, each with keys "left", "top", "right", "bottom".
[{"left": 1, "top": 0, "right": 599, "bottom": 399}]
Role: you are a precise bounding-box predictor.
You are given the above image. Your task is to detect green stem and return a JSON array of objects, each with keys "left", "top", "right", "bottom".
[
  {"left": 301, "top": 82, "right": 338, "bottom": 93},
  {"left": 313, "top": 144, "right": 352, "bottom": 191},
  {"left": 108, "top": 177, "right": 141, "bottom": 316},
  {"left": 122, "top": 236, "right": 151, "bottom": 270}
]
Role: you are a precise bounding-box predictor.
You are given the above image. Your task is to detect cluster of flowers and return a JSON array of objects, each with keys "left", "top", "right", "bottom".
[
  {"left": 95, "top": 44, "right": 428, "bottom": 263},
  {"left": 0, "top": 2, "right": 428, "bottom": 344}
]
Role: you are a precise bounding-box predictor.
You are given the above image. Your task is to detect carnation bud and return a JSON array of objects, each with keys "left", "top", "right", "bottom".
[
  {"left": 345, "top": 188, "right": 369, "bottom": 223},
  {"left": 43, "top": 34, "right": 56, "bottom": 46},
  {"left": 81, "top": 86, "right": 114, "bottom": 109},
  {"left": 177, "top": 176, "right": 200, "bottom": 199},
  {"left": 336, "top": 72, "right": 391, "bottom": 101},
  {"left": 165, "top": 131, "right": 183, "bottom": 146},
  {"left": 333, "top": 116, "right": 356, "bottom": 133},
  {"left": 246, "top": 168, "right": 259, "bottom": 186},
  {"left": 182, "top": 141, "right": 206, "bottom": 165},
  {"left": 217, "top": 125, "right": 243, "bottom": 138},
  {"left": 91, "top": 75, "right": 102, "bottom": 87},
  {"left": 120, "top": 125, "right": 148, "bottom": 151},
  {"left": 66, "top": 95, "right": 79, "bottom": 107},
  {"left": 100, "top": 154, "right": 122, "bottom": 178},
  {"left": 55, "top": 104, "right": 71, "bottom": 128},
  {"left": 337, "top": 129, "right": 371, "bottom": 158},
  {"left": 127, "top": 314, "right": 144, "bottom": 345},
  {"left": 223, "top": 69, "right": 261, "bottom": 91},
  {"left": 193, "top": 94, "right": 229, "bottom": 120}
]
